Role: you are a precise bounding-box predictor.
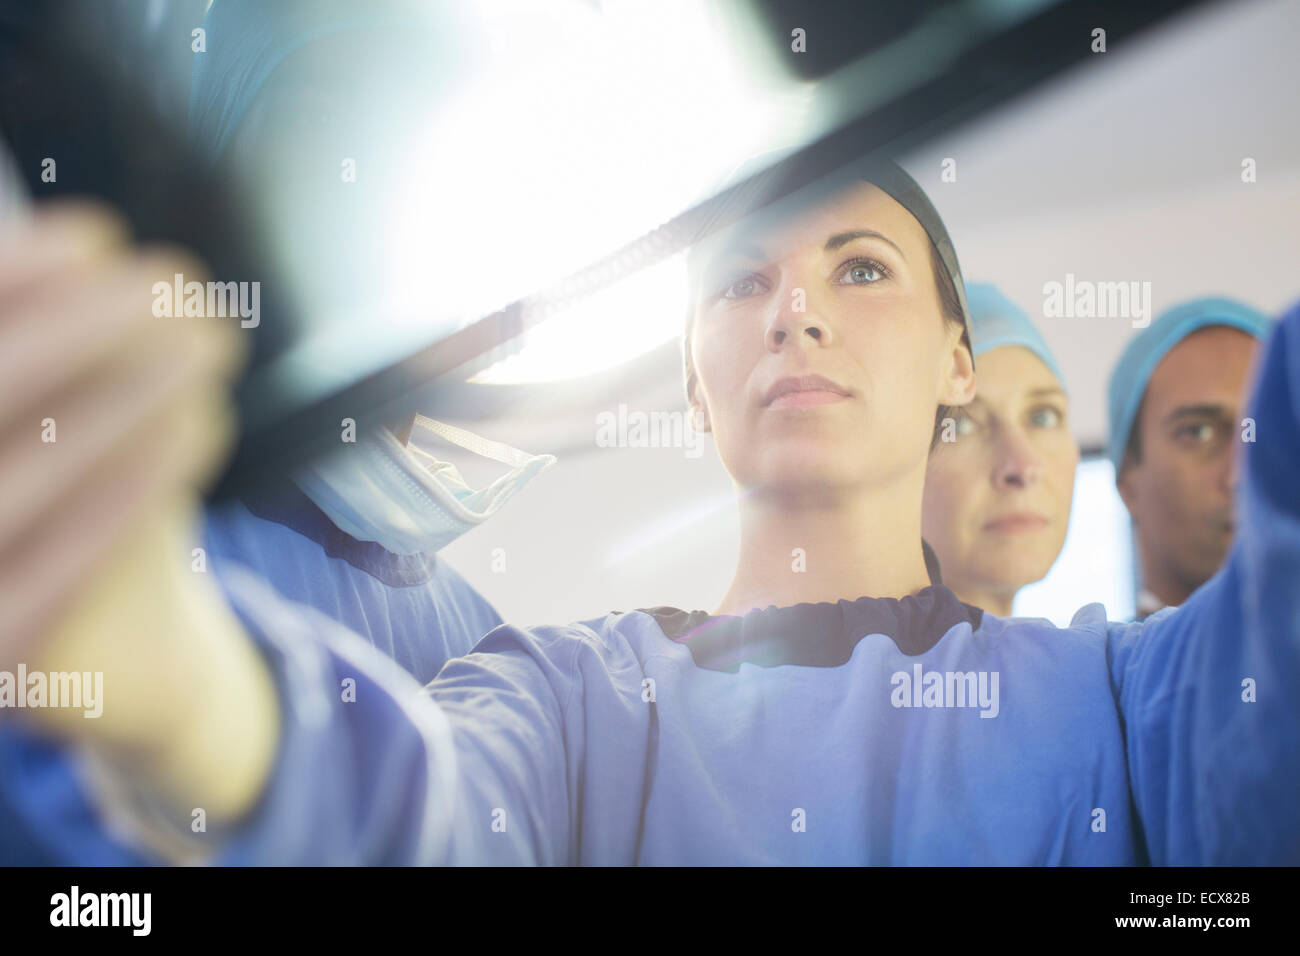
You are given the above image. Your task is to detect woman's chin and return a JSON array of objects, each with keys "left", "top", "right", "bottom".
[
  {"left": 750, "top": 455, "right": 868, "bottom": 497},
  {"left": 727, "top": 427, "right": 924, "bottom": 497},
  {"left": 976, "top": 528, "right": 1063, "bottom": 578},
  {"left": 975, "top": 553, "right": 1054, "bottom": 593}
]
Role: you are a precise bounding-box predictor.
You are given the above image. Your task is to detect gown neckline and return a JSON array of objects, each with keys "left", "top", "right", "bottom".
[{"left": 637, "top": 584, "right": 984, "bottom": 672}]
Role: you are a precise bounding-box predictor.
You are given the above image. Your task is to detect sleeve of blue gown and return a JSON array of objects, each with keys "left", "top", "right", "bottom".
[
  {"left": 1106, "top": 302, "right": 1300, "bottom": 864},
  {"left": 0, "top": 728, "right": 157, "bottom": 865},
  {"left": 0, "top": 561, "right": 576, "bottom": 865},
  {"left": 201, "top": 493, "right": 503, "bottom": 684},
  {"left": 189, "top": 566, "right": 579, "bottom": 865}
]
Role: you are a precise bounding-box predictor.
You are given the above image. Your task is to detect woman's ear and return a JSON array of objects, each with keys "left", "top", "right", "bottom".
[
  {"left": 681, "top": 343, "right": 712, "bottom": 434},
  {"left": 685, "top": 365, "right": 711, "bottom": 433},
  {"left": 939, "top": 333, "right": 977, "bottom": 407},
  {"left": 690, "top": 404, "right": 711, "bottom": 433}
]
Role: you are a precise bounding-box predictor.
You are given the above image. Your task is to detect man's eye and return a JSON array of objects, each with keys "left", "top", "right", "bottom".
[
  {"left": 721, "top": 274, "right": 765, "bottom": 300},
  {"left": 1028, "top": 406, "right": 1063, "bottom": 429},
  {"left": 836, "top": 257, "right": 888, "bottom": 286},
  {"left": 1176, "top": 422, "right": 1218, "bottom": 444}
]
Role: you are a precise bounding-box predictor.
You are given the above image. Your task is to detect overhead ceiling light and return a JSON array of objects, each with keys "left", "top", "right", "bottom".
[
  {"left": 469, "top": 255, "right": 688, "bottom": 384},
  {"left": 380, "top": 0, "right": 810, "bottom": 384}
]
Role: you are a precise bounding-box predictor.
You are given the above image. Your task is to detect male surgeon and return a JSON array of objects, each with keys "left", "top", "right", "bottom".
[{"left": 1107, "top": 297, "right": 1271, "bottom": 618}]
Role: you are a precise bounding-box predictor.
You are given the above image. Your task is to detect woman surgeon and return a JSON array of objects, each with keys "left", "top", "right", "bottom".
[
  {"left": 4, "top": 158, "right": 1299, "bottom": 865},
  {"left": 921, "top": 283, "right": 1078, "bottom": 616}
]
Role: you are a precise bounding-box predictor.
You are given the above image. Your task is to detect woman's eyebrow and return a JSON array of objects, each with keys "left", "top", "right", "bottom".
[
  {"left": 824, "top": 229, "right": 907, "bottom": 261},
  {"left": 1026, "top": 387, "right": 1067, "bottom": 400},
  {"left": 711, "top": 238, "right": 767, "bottom": 265}
]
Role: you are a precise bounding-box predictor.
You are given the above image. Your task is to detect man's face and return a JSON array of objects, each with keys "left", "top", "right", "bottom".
[{"left": 1118, "top": 325, "right": 1261, "bottom": 598}]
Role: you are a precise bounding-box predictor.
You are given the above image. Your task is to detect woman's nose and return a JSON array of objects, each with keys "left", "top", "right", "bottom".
[
  {"left": 765, "top": 284, "right": 832, "bottom": 352},
  {"left": 992, "top": 428, "right": 1045, "bottom": 489}
]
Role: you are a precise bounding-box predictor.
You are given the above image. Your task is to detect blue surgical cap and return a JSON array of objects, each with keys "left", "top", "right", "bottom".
[
  {"left": 965, "top": 282, "right": 1065, "bottom": 387},
  {"left": 1106, "top": 296, "right": 1272, "bottom": 470}
]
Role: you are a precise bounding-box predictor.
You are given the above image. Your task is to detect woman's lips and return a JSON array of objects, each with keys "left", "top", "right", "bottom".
[
  {"left": 983, "top": 513, "right": 1050, "bottom": 534},
  {"left": 762, "top": 374, "right": 853, "bottom": 408},
  {"left": 766, "top": 389, "right": 853, "bottom": 409}
]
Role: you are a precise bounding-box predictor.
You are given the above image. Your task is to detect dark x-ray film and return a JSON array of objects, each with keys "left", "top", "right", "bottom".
[{"left": 0, "top": 0, "right": 1210, "bottom": 502}]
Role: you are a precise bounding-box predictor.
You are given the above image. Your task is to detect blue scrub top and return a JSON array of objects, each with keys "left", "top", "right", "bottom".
[
  {"left": 201, "top": 480, "right": 503, "bottom": 686},
  {"left": 4, "top": 303, "right": 1299, "bottom": 865}
]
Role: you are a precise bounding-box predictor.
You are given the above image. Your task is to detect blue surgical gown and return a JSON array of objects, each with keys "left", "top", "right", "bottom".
[
  {"left": 3, "top": 305, "right": 1299, "bottom": 865},
  {"left": 201, "top": 479, "right": 503, "bottom": 685},
  {"left": 0, "top": 479, "right": 501, "bottom": 865}
]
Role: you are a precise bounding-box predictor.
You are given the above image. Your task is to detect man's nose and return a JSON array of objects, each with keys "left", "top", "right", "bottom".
[{"left": 1222, "top": 427, "right": 1244, "bottom": 496}]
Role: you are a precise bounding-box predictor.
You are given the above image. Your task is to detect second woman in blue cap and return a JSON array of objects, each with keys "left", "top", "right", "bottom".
[{"left": 922, "top": 282, "right": 1078, "bottom": 616}]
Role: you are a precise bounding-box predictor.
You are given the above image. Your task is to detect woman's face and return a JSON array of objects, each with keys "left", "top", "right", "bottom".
[
  {"left": 921, "top": 346, "right": 1079, "bottom": 597},
  {"left": 687, "top": 181, "right": 974, "bottom": 498}
]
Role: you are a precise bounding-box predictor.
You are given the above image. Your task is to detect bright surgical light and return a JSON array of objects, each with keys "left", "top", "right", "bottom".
[
  {"left": 470, "top": 255, "right": 687, "bottom": 384},
  {"left": 381, "top": 0, "right": 809, "bottom": 384}
]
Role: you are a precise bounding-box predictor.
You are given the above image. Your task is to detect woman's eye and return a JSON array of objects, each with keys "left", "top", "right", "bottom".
[
  {"left": 1028, "top": 406, "right": 1063, "bottom": 429},
  {"left": 720, "top": 274, "right": 765, "bottom": 300},
  {"left": 836, "top": 258, "right": 887, "bottom": 286}
]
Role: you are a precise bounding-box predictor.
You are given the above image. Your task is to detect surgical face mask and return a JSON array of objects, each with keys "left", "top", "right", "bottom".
[{"left": 294, "top": 414, "right": 556, "bottom": 555}]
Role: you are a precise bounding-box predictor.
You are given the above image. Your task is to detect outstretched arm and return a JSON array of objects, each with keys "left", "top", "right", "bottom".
[
  {"left": 6, "top": 559, "right": 580, "bottom": 865},
  {"left": 1108, "top": 302, "right": 1300, "bottom": 864},
  {"left": 0, "top": 204, "right": 278, "bottom": 827},
  {"left": 1, "top": 204, "right": 578, "bottom": 865}
]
